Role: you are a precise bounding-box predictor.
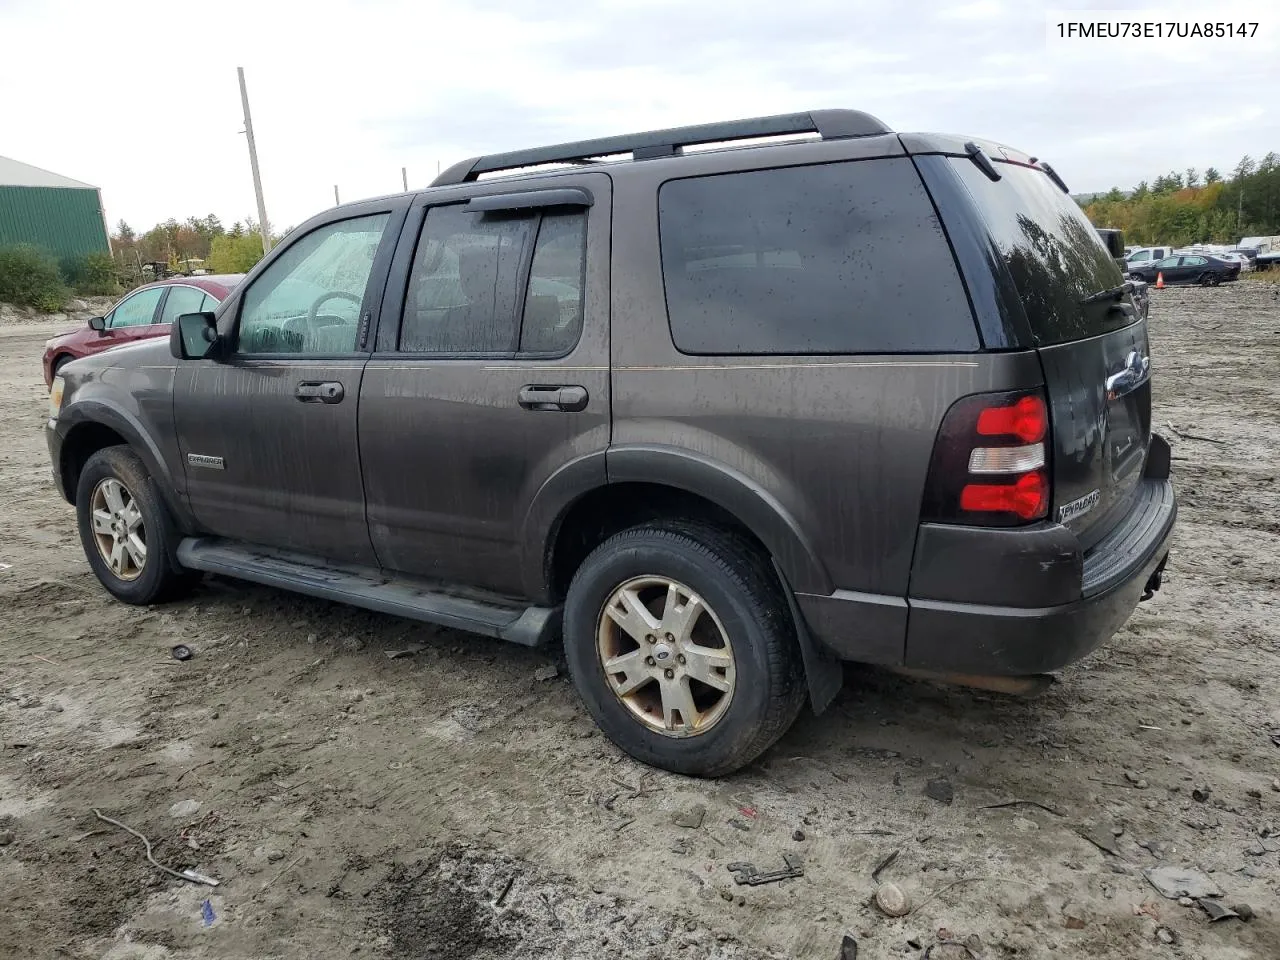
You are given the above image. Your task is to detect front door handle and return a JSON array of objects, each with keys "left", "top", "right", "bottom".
[
  {"left": 518, "top": 384, "right": 588, "bottom": 412},
  {"left": 295, "top": 381, "right": 344, "bottom": 404}
]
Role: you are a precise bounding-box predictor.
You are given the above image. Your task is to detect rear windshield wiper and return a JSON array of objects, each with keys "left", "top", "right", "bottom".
[{"left": 1080, "top": 280, "right": 1135, "bottom": 305}]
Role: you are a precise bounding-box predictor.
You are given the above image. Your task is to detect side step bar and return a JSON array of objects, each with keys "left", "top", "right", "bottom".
[{"left": 176, "top": 538, "right": 560, "bottom": 648}]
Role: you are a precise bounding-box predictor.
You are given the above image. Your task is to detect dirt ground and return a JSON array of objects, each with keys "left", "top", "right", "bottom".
[{"left": 3, "top": 282, "right": 1279, "bottom": 960}]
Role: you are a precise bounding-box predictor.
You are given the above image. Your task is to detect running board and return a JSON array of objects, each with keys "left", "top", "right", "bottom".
[{"left": 176, "top": 538, "right": 560, "bottom": 648}]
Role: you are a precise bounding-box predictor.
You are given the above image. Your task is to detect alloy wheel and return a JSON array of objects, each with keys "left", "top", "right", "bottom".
[
  {"left": 90, "top": 477, "right": 147, "bottom": 581},
  {"left": 595, "top": 576, "right": 735, "bottom": 737}
]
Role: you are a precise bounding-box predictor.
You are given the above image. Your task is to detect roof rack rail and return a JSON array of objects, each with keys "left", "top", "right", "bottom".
[{"left": 431, "top": 109, "right": 892, "bottom": 187}]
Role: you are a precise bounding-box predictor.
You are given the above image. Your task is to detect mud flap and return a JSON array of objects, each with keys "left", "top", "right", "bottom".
[{"left": 773, "top": 560, "right": 842, "bottom": 715}]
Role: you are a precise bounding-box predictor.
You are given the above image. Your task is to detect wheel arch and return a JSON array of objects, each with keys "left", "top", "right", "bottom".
[
  {"left": 530, "top": 446, "right": 832, "bottom": 605},
  {"left": 57, "top": 401, "right": 193, "bottom": 532}
]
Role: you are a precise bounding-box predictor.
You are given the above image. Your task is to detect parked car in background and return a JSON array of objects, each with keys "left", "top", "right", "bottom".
[
  {"left": 1214, "top": 251, "right": 1252, "bottom": 272},
  {"left": 1124, "top": 246, "right": 1174, "bottom": 275},
  {"left": 42, "top": 275, "right": 243, "bottom": 387},
  {"left": 1128, "top": 254, "right": 1241, "bottom": 286}
]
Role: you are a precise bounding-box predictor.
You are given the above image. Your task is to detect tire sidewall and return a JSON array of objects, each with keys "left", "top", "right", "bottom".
[
  {"left": 564, "top": 532, "right": 782, "bottom": 775},
  {"left": 76, "top": 447, "right": 175, "bottom": 604}
]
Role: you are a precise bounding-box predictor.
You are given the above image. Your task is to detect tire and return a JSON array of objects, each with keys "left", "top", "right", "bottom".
[
  {"left": 51, "top": 354, "right": 73, "bottom": 378},
  {"left": 75, "top": 446, "right": 197, "bottom": 605},
  {"left": 563, "top": 521, "right": 806, "bottom": 777}
]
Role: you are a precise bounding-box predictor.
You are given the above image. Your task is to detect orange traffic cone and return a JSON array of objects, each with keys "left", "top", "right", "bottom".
[{"left": 1155, "top": 272, "right": 1165, "bottom": 289}]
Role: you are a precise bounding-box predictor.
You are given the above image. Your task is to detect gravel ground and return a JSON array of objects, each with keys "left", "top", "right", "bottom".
[{"left": 2, "top": 281, "right": 1279, "bottom": 960}]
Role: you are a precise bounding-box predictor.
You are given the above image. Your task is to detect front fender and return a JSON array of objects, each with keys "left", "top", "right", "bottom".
[{"left": 56, "top": 398, "right": 194, "bottom": 533}]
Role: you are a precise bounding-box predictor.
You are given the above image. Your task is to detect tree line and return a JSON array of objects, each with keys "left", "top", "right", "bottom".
[
  {"left": 1083, "top": 153, "right": 1280, "bottom": 246},
  {"left": 111, "top": 215, "right": 287, "bottom": 277}
]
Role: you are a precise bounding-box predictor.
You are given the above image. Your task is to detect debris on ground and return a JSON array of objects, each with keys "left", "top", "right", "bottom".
[
  {"left": 874, "top": 882, "right": 911, "bottom": 917},
  {"left": 1191, "top": 786, "right": 1211, "bottom": 803},
  {"left": 839, "top": 933, "right": 858, "bottom": 959},
  {"left": 671, "top": 805, "right": 705, "bottom": 829},
  {"left": 1197, "top": 899, "right": 1239, "bottom": 922},
  {"left": 1232, "top": 903, "right": 1254, "bottom": 922},
  {"left": 170, "top": 644, "right": 194, "bottom": 661},
  {"left": 385, "top": 643, "right": 426, "bottom": 659},
  {"left": 0, "top": 829, "right": 15, "bottom": 846},
  {"left": 982, "top": 799, "right": 1063, "bottom": 817},
  {"left": 1063, "top": 903, "right": 1087, "bottom": 929},
  {"left": 727, "top": 853, "right": 803, "bottom": 886},
  {"left": 167, "top": 799, "right": 202, "bottom": 819},
  {"left": 871, "top": 849, "right": 900, "bottom": 883},
  {"left": 1078, "top": 825, "right": 1121, "bottom": 856},
  {"left": 1123, "top": 770, "right": 1149, "bottom": 789},
  {"left": 91, "top": 808, "right": 219, "bottom": 886},
  {"left": 1143, "top": 865, "right": 1222, "bottom": 900},
  {"left": 1156, "top": 926, "right": 1177, "bottom": 945},
  {"left": 792, "top": 829, "right": 806, "bottom": 841},
  {"left": 533, "top": 664, "right": 558, "bottom": 681},
  {"left": 201, "top": 899, "right": 216, "bottom": 926},
  {"left": 924, "top": 778, "right": 954, "bottom": 805}
]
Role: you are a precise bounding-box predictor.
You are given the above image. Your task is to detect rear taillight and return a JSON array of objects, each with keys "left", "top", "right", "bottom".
[{"left": 921, "top": 390, "right": 1051, "bottom": 526}]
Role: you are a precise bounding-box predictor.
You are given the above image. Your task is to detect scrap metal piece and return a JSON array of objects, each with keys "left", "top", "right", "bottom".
[{"left": 726, "top": 853, "right": 804, "bottom": 886}]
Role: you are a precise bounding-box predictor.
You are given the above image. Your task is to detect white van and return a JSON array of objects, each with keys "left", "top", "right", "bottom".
[{"left": 1124, "top": 246, "right": 1175, "bottom": 274}]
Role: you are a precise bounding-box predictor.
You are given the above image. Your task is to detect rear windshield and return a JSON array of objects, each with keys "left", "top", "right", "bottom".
[{"left": 949, "top": 158, "right": 1131, "bottom": 346}]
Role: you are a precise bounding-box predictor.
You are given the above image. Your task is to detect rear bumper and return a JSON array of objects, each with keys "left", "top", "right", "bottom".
[{"left": 798, "top": 474, "right": 1176, "bottom": 676}]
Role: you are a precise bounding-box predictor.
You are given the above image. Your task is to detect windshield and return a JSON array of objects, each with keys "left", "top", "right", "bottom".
[{"left": 949, "top": 158, "right": 1132, "bottom": 346}]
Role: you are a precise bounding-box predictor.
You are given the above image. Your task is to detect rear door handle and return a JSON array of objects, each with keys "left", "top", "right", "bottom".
[
  {"left": 518, "top": 384, "right": 588, "bottom": 412},
  {"left": 295, "top": 381, "right": 344, "bottom": 404}
]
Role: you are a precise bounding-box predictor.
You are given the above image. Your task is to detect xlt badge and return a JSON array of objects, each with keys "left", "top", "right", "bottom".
[{"left": 1058, "top": 488, "right": 1100, "bottom": 523}]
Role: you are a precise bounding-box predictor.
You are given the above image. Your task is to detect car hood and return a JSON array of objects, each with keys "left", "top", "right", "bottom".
[
  {"left": 61, "top": 335, "right": 174, "bottom": 378},
  {"left": 45, "top": 327, "right": 87, "bottom": 348}
]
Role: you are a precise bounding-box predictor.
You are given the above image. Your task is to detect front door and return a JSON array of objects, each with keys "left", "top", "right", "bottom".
[
  {"left": 173, "top": 205, "right": 405, "bottom": 562},
  {"left": 358, "top": 175, "right": 611, "bottom": 597}
]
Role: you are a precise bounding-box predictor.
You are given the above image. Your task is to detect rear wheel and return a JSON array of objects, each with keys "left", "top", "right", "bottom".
[
  {"left": 1198, "top": 272, "right": 1220, "bottom": 287},
  {"left": 75, "top": 446, "right": 197, "bottom": 605},
  {"left": 563, "top": 522, "right": 806, "bottom": 777}
]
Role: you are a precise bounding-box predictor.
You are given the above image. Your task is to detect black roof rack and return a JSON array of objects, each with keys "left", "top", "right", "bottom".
[{"left": 431, "top": 109, "right": 892, "bottom": 187}]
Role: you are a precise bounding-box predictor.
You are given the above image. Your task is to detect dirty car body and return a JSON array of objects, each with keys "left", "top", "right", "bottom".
[{"left": 46, "top": 111, "right": 1175, "bottom": 776}]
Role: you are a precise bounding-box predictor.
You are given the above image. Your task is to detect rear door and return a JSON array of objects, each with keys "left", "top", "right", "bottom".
[
  {"left": 358, "top": 174, "right": 610, "bottom": 596},
  {"left": 938, "top": 156, "right": 1152, "bottom": 549}
]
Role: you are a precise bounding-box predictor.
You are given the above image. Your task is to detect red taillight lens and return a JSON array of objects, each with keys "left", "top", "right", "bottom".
[
  {"left": 960, "top": 471, "right": 1049, "bottom": 521},
  {"left": 976, "top": 395, "right": 1048, "bottom": 443},
  {"left": 920, "top": 389, "right": 1053, "bottom": 527}
]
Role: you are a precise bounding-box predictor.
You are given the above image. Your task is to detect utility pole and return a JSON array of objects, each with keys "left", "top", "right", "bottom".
[
  {"left": 334, "top": 185, "right": 340, "bottom": 206},
  {"left": 401, "top": 167, "right": 408, "bottom": 192},
  {"left": 237, "top": 67, "right": 272, "bottom": 256}
]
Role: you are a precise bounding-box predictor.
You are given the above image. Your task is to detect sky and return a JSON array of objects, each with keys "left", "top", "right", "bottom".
[{"left": 1, "top": 0, "right": 1277, "bottom": 235}]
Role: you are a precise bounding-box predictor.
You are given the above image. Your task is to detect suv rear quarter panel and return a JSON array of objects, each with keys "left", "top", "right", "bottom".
[{"left": 609, "top": 139, "right": 1045, "bottom": 664}]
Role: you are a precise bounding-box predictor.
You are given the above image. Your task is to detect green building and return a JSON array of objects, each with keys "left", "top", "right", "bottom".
[{"left": 0, "top": 155, "right": 110, "bottom": 260}]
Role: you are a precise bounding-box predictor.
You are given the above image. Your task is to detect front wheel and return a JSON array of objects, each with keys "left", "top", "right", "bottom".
[
  {"left": 76, "top": 446, "right": 197, "bottom": 604},
  {"left": 563, "top": 522, "right": 806, "bottom": 777}
]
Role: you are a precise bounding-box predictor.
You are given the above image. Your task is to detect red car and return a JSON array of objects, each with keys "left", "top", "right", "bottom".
[{"left": 42, "top": 275, "right": 243, "bottom": 387}]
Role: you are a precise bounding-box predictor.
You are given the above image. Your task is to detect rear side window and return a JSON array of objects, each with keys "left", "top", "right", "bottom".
[
  {"left": 947, "top": 159, "right": 1129, "bottom": 346},
  {"left": 658, "top": 159, "right": 977, "bottom": 355},
  {"left": 400, "top": 205, "right": 587, "bottom": 356}
]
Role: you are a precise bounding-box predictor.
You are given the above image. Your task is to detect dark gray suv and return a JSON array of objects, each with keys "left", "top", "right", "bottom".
[{"left": 45, "top": 110, "right": 1175, "bottom": 776}]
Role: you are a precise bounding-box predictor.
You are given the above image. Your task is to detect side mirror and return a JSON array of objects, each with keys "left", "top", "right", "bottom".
[
  {"left": 171, "top": 311, "right": 221, "bottom": 360},
  {"left": 88, "top": 316, "right": 106, "bottom": 332}
]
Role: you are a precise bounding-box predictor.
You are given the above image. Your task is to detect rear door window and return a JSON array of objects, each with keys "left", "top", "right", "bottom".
[
  {"left": 947, "top": 158, "right": 1130, "bottom": 346},
  {"left": 159, "top": 285, "right": 208, "bottom": 325},
  {"left": 658, "top": 159, "right": 977, "bottom": 355}
]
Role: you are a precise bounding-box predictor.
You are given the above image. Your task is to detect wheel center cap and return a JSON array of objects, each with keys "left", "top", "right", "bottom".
[{"left": 653, "top": 643, "right": 673, "bottom": 663}]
